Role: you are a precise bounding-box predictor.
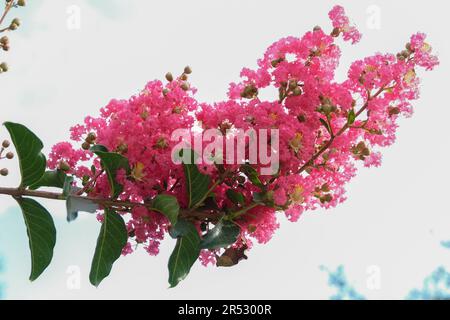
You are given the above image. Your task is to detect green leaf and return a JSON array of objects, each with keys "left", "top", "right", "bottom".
[
  {"left": 151, "top": 194, "right": 180, "bottom": 225},
  {"left": 29, "top": 170, "right": 67, "bottom": 190},
  {"left": 200, "top": 220, "right": 240, "bottom": 250},
  {"left": 348, "top": 109, "right": 356, "bottom": 125},
  {"left": 168, "top": 220, "right": 201, "bottom": 288},
  {"left": 66, "top": 196, "right": 99, "bottom": 222},
  {"left": 240, "top": 164, "right": 263, "bottom": 188},
  {"left": 226, "top": 189, "right": 245, "bottom": 205},
  {"left": 93, "top": 151, "right": 130, "bottom": 199},
  {"left": 4, "top": 122, "right": 46, "bottom": 188},
  {"left": 89, "top": 208, "right": 127, "bottom": 287},
  {"left": 15, "top": 198, "right": 56, "bottom": 281},
  {"left": 180, "top": 149, "right": 211, "bottom": 208}
]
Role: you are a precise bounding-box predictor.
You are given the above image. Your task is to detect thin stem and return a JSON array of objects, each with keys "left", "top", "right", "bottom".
[
  {"left": 0, "top": 186, "right": 222, "bottom": 221},
  {"left": 297, "top": 85, "right": 388, "bottom": 174},
  {"left": 229, "top": 202, "right": 259, "bottom": 220},
  {"left": 0, "top": 0, "right": 15, "bottom": 28}
]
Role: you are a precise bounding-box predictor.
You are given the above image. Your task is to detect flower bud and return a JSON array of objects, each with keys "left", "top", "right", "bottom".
[
  {"left": 2, "top": 140, "right": 10, "bottom": 148},
  {"left": 5, "top": 152, "right": 14, "bottom": 159},
  {"left": 313, "top": 25, "right": 322, "bottom": 32},
  {"left": 406, "top": 42, "right": 413, "bottom": 52},
  {"left": 362, "top": 147, "right": 370, "bottom": 157},
  {"left": 0, "top": 62, "right": 8, "bottom": 72},
  {"left": 17, "top": 0, "right": 26, "bottom": 6},
  {"left": 81, "top": 141, "right": 91, "bottom": 150},
  {"left": 331, "top": 27, "right": 341, "bottom": 37},
  {"left": 0, "top": 36, "right": 8, "bottom": 45},
  {"left": 292, "top": 87, "right": 302, "bottom": 96},
  {"left": 180, "top": 82, "right": 190, "bottom": 91},
  {"left": 184, "top": 66, "right": 192, "bottom": 74},
  {"left": 388, "top": 107, "right": 401, "bottom": 116},
  {"left": 86, "top": 132, "right": 97, "bottom": 143},
  {"left": 59, "top": 161, "right": 70, "bottom": 172},
  {"left": 162, "top": 88, "right": 169, "bottom": 96},
  {"left": 320, "top": 194, "right": 332, "bottom": 204},
  {"left": 180, "top": 73, "right": 188, "bottom": 81},
  {"left": 11, "top": 18, "right": 21, "bottom": 27},
  {"left": 288, "top": 79, "right": 298, "bottom": 91},
  {"left": 271, "top": 58, "right": 284, "bottom": 68},
  {"left": 0, "top": 168, "right": 8, "bottom": 176},
  {"left": 165, "top": 72, "right": 173, "bottom": 82}
]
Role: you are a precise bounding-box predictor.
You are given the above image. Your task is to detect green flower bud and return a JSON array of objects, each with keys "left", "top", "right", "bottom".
[
  {"left": 288, "top": 79, "right": 298, "bottom": 91},
  {"left": 180, "top": 82, "right": 190, "bottom": 91},
  {"left": 0, "top": 62, "right": 8, "bottom": 72},
  {"left": 59, "top": 161, "right": 70, "bottom": 172},
  {"left": 11, "top": 18, "right": 21, "bottom": 27},
  {"left": 292, "top": 87, "right": 302, "bottom": 96},
  {"left": 17, "top": 0, "right": 26, "bottom": 6}
]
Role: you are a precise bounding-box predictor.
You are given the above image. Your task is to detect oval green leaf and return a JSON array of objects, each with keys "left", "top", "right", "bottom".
[
  {"left": 29, "top": 170, "right": 67, "bottom": 190},
  {"left": 180, "top": 149, "right": 211, "bottom": 208},
  {"left": 94, "top": 151, "right": 130, "bottom": 199},
  {"left": 15, "top": 198, "right": 56, "bottom": 281},
  {"left": 89, "top": 208, "right": 128, "bottom": 287},
  {"left": 168, "top": 220, "right": 200, "bottom": 288},
  {"left": 4, "top": 122, "right": 46, "bottom": 188},
  {"left": 151, "top": 194, "right": 180, "bottom": 225},
  {"left": 200, "top": 220, "right": 240, "bottom": 250}
]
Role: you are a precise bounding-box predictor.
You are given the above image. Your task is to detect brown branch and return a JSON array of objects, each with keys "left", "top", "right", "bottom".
[
  {"left": 0, "top": 186, "right": 222, "bottom": 222},
  {"left": 0, "top": 0, "right": 15, "bottom": 29}
]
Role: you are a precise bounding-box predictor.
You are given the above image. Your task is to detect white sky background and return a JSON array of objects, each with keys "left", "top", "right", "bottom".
[{"left": 0, "top": 0, "right": 449, "bottom": 299}]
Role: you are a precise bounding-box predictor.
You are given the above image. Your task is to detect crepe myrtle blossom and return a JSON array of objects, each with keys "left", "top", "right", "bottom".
[
  {"left": 0, "top": 6, "right": 438, "bottom": 287},
  {"left": 47, "top": 6, "right": 437, "bottom": 265}
]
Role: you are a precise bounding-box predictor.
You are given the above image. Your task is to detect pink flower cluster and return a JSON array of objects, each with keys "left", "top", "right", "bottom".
[{"left": 48, "top": 6, "right": 438, "bottom": 265}]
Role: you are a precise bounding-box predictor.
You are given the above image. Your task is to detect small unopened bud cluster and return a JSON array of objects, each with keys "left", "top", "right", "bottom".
[
  {"left": 397, "top": 42, "right": 414, "bottom": 61},
  {"left": 0, "top": 139, "right": 15, "bottom": 176},
  {"left": 351, "top": 141, "right": 371, "bottom": 161},
  {"left": 241, "top": 84, "right": 259, "bottom": 99},
  {"left": 81, "top": 132, "right": 97, "bottom": 150},
  {"left": 164, "top": 66, "right": 192, "bottom": 95},
  {"left": 278, "top": 78, "right": 304, "bottom": 102},
  {"left": 1, "top": 0, "right": 27, "bottom": 75},
  {"left": 317, "top": 96, "right": 337, "bottom": 115}
]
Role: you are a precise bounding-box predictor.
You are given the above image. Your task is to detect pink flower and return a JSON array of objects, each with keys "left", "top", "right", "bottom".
[
  {"left": 328, "top": 5, "right": 362, "bottom": 44},
  {"left": 48, "top": 6, "right": 437, "bottom": 265}
]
